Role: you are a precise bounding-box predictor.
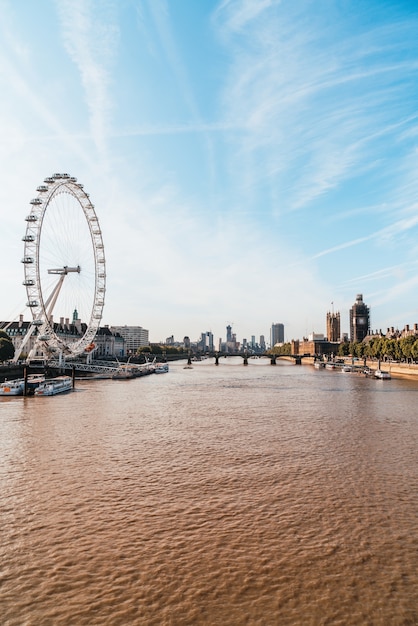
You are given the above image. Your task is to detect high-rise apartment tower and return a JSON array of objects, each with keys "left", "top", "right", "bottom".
[{"left": 271, "top": 323, "right": 284, "bottom": 346}]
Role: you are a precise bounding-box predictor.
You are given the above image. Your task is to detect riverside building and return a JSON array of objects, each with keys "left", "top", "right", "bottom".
[{"left": 109, "top": 325, "right": 149, "bottom": 355}]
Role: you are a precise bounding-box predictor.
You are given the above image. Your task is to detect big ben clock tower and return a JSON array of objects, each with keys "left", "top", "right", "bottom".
[{"left": 349, "top": 294, "right": 370, "bottom": 343}]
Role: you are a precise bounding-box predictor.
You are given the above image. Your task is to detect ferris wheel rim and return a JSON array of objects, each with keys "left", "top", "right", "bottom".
[{"left": 22, "top": 173, "right": 106, "bottom": 358}]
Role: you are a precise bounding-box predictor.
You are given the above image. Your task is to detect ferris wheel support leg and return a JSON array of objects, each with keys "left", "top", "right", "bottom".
[
  {"left": 12, "top": 323, "right": 38, "bottom": 363},
  {"left": 44, "top": 273, "right": 66, "bottom": 319}
]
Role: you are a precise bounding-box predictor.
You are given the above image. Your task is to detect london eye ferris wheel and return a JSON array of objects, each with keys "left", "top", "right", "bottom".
[{"left": 19, "top": 173, "right": 106, "bottom": 360}]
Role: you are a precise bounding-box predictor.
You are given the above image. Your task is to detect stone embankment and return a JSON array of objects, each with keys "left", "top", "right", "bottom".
[{"left": 286, "top": 356, "right": 418, "bottom": 380}]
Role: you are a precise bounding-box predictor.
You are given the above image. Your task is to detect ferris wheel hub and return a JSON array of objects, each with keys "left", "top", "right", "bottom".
[{"left": 48, "top": 265, "right": 81, "bottom": 275}]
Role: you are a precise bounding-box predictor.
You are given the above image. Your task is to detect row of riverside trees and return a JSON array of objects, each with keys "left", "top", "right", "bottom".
[
  {"left": 137, "top": 345, "right": 187, "bottom": 356},
  {"left": 339, "top": 335, "right": 418, "bottom": 362},
  {"left": 0, "top": 330, "right": 15, "bottom": 361},
  {"left": 268, "top": 343, "right": 292, "bottom": 356}
]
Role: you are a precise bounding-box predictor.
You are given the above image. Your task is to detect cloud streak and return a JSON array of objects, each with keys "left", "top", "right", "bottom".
[
  {"left": 311, "top": 214, "right": 418, "bottom": 261},
  {"left": 55, "top": 0, "right": 119, "bottom": 165}
]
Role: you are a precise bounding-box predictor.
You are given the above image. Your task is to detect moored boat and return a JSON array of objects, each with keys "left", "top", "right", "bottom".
[
  {"left": 34, "top": 376, "right": 73, "bottom": 396},
  {"left": 363, "top": 366, "right": 375, "bottom": 377},
  {"left": 375, "top": 369, "right": 391, "bottom": 380},
  {"left": 0, "top": 374, "right": 45, "bottom": 396},
  {"left": 0, "top": 379, "right": 25, "bottom": 396},
  {"left": 155, "top": 363, "right": 169, "bottom": 374},
  {"left": 26, "top": 374, "right": 46, "bottom": 392},
  {"left": 112, "top": 362, "right": 155, "bottom": 379},
  {"left": 112, "top": 364, "right": 136, "bottom": 379}
]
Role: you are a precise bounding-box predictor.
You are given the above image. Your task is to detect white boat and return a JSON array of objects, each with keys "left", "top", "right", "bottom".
[
  {"left": 112, "top": 364, "right": 136, "bottom": 379},
  {"left": 375, "top": 369, "right": 391, "bottom": 380},
  {"left": 155, "top": 363, "right": 169, "bottom": 374},
  {"left": 341, "top": 365, "right": 353, "bottom": 373},
  {"left": 363, "top": 367, "right": 375, "bottom": 377},
  {"left": 25, "top": 374, "right": 46, "bottom": 394},
  {"left": 314, "top": 361, "right": 325, "bottom": 369},
  {"left": 112, "top": 362, "right": 155, "bottom": 379},
  {"left": 0, "top": 374, "right": 45, "bottom": 396},
  {"left": 34, "top": 376, "right": 73, "bottom": 396},
  {"left": 0, "top": 379, "right": 25, "bottom": 396}
]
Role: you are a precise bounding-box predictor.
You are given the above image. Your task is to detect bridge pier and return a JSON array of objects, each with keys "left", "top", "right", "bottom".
[
  {"left": 215, "top": 354, "right": 219, "bottom": 365},
  {"left": 243, "top": 355, "right": 248, "bottom": 365},
  {"left": 270, "top": 355, "right": 276, "bottom": 365},
  {"left": 294, "top": 356, "right": 302, "bottom": 365}
]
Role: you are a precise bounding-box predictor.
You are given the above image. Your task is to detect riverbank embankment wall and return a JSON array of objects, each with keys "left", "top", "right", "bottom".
[{"left": 279, "top": 356, "right": 418, "bottom": 380}]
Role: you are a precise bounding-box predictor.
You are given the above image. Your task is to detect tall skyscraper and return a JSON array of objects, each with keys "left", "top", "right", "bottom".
[
  {"left": 270, "top": 323, "right": 284, "bottom": 346},
  {"left": 349, "top": 294, "right": 370, "bottom": 343},
  {"left": 207, "top": 331, "right": 214, "bottom": 352},
  {"left": 326, "top": 311, "right": 341, "bottom": 342},
  {"left": 226, "top": 325, "right": 232, "bottom": 342}
]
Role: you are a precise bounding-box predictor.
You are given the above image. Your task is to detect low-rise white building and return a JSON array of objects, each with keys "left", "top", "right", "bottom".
[{"left": 109, "top": 325, "right": 149, "bottom": 355}]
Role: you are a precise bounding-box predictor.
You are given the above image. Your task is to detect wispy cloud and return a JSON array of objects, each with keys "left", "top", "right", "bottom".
[
  {"left": 142, "top": 0, "right": 220, "bottom": 189},
  {"left": 373, "top": 274, "right": 418, "bottom": 308},
  {"left": 311, "top": 214, "right": 418, "bottom": 261},
  {"left": 214, "top": 0, "right": 277, "bottom": 35},
  {"left": 0, "top": 28, "right": 93, "bottom": 169},
  {"left": 145, "top": 0, "right": 200, "bottom": 122},
  {"left": 343, "top": 259, "right": 418, "bottom": 286},
  {"left": 55, "top": 0, "right": 119, "bottom": 165},
  {"left": 212, "top": 0, "right": 418, "bottom": 216},
  {"left": 114, "top": 121, "right": 239, "bottom": 137}
]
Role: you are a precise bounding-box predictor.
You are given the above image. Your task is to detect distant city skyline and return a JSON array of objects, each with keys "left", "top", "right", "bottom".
[
  {"left": 4, "top": 300, "right": 418, "bottom": 367},
  {"left": 3, "top": 288, "right": 418, "bottom": 349},
  {"left": 1, "top": 2, "right": 418, "bottom": 342}
]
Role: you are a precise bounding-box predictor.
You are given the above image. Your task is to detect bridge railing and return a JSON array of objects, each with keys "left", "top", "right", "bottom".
[{"left": 47, "top": 359, "right": 120, "bottom": 374}]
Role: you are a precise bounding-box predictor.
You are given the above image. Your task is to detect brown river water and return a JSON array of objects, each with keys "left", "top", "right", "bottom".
[{"left": 1, "top": 357, "right": 418, "bottom": 625}]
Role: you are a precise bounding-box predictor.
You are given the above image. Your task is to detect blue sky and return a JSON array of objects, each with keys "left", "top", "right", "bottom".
[{"left": 1, "top": 0, "right": 418, "bottom": 344}]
